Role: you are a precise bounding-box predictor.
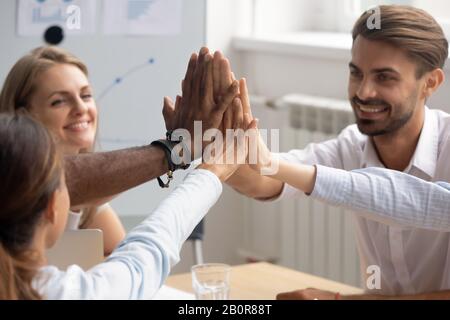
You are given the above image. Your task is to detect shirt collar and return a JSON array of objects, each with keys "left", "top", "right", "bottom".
[
  {"left": 360, "top": 137, "right": 384, "bottom": 168},
  {"left": 360, "top": 106, "right": 438, "bottom": 178},
  {"left": 409, "top": 106, "right": 438, "bottom": 178}
]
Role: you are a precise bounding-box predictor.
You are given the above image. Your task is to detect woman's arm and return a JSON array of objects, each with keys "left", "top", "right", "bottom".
[
  {"left": 38, "top": 169, "right": 224, "bottom": 300},
  {"left": 37, "top": 95, "right": 253, "bottom": 300},
  {"left": 84, "top": 205, "right": 126, "bottom": 256},
  {"left": 226, "top": 165, "right": 284, "bottom": 200}
]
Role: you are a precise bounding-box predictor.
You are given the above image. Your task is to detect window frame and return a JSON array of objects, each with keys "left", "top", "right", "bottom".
[{"left": 250, "top": 0, "right": 450, "bottom": 36}]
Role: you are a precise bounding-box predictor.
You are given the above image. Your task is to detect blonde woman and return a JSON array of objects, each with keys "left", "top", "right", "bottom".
[{"left": 0, "top": 47, "right": 126, "bottom": 255}]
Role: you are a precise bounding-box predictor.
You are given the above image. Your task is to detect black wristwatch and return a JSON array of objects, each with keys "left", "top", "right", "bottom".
[{"left": 151, "top": 131, "right": 191, "bottom": 188}]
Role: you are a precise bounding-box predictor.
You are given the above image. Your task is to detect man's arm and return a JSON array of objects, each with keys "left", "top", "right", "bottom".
[
  {"left": 66, "top": 47, "right": 239, "bottom": 207},
  {"left": 65, "top": 146, "right": 167, "bottom": 207},
  {"left": 311, "top": 166, "right": 450, "bottom": 231}
]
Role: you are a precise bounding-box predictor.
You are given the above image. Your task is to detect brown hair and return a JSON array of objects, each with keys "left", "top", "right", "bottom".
[
  {"left": 352, "top": 5, "right": 448, "bottom": 78},
  {"left": 0, "top": 112, "right": 63, "bottom": 300},
  {"left": 0, "top": 46, "right": 88, "bottom": 112}
]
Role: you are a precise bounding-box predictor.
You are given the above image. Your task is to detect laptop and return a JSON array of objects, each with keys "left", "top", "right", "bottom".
[{"left": 46, "top": 229, "right": 104, "bottom": 271}]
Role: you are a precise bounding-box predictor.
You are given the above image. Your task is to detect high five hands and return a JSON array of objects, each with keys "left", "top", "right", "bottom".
[{"left": 162, "top": 47, "right": 275, "bottom": 180}]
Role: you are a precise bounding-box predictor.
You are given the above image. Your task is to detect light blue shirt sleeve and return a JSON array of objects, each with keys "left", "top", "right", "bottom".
[
  {"left": 35, "top": 169, "right": 222, "bottom": 300},
  {"left": 311, "top": 165, "right": 450, "bottom": 232}
]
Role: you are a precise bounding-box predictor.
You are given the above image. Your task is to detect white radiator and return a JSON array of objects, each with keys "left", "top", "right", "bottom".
[{"left": 240, "top": 94, "right": 362, "bottom": 287}]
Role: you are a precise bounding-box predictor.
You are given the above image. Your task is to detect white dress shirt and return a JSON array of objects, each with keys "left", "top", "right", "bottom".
[
  {"left": 33, "top": 169, "right": 222, "bottom": 300},
  {"left": 276, "top": 106, "right": 450, "bottom": 295}
]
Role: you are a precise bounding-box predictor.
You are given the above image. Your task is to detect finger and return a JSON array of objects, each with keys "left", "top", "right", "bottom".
[
  {"left": 219, "top": 58, "right": 233, "bottom": 95},
  {"left": 232, "top": 98, "right": 244, "bottom": 130},
  {"left": 200, "top": 54, "right": 212, "bottom": 98},
  {"left": 163, "top": 96, "right": 175, "bottom": 115},
  {"left": 223, "top": 104, "right": 233, "bottom": 131},
  {"left": 231, "top": 72, "right": 236, "bottom": 81},
  {"left": 216, "top": 80, "right": 239, "bottom": 114},
  {"left": 199, "top": 46, "right": 209, "bottom": 58},
  {"left": 174, "top": 95, "right": 182, "bottom": 113},
  {"left": 181, "top": 54, "right": 197, "bottom": 121},
  {"left": 231, "top": 99, "right": 245, "bottom": 164},
  {"left": 249, "top": 118, "right": 259, "bottom": 130},
  {"left": 243, "top": 113, "right": 255, "bottom": 130},
  {"left": 239, "top": 78, "right": 253, "bottom": 118},
  {"left": 162, "top": 96, "right": 175, "bottom": 130},
  {"left": 202, "top": 54, "right": 214, "bottom": 110},
  {"left": 182, "top": 54, "right": 198, "bottom": 100},
  {"left": 213, "top": 51, "right": 224, "bottom": 100},
  {"left": 192, "top": 48, "right": 209, "bottom": 106},
  {"left": 189, "top": 49, "right": 209, "bottom": 120},
  {"left": 244, "top": 114, "right": 257, "bottom": 163},
  {"left": 173, "top": 95, "right": 182, "bottom": 129},
  {"left": 193, "top": 48, "right": 209, "bottom": 93}
]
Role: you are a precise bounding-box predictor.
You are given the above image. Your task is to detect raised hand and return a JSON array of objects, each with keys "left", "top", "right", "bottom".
[
  {"left": 199, "top": 98, "right": 257, "bottom": 182},
  {"left": 213, "top": 51, "right": 253, "bottom": 125},
  {"left": 162, "top": 48, "right": 239, "bottom": 159},
  {"left": 244, "top": 118, "right": 279, "bottom": 176}
]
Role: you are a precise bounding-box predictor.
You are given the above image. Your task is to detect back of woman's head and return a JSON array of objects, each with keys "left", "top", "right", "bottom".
[
  {"left": 0, "top": 112, "right": 63, "bottom": 300},
  {"left": 0, "top": 46, "right": 88, "bottom": 113}
]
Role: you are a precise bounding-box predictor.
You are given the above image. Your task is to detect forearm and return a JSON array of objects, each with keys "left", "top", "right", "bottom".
[
  {"left": 55, "top": 169, "right": 222, "bottom": 300},
  {"left": 86, "top": 207, "right": 126, "bottom": 256},
  {"left": 272, "top": 161, "right": 317, "bottom": 195},
  {"left": 65, "top": 146, "right": 168, "bottom": 207},
  {"left": 226, "top": 165, "right": 284, "bottom": 200}
]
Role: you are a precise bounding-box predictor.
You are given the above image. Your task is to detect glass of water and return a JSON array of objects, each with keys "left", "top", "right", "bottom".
[{"left": 191, "top": 263, "right": 231, "bottom": 300}]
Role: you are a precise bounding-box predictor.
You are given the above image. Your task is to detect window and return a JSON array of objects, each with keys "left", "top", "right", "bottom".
[
  {"left": 250, "top": 0, "right": 450, "bottom": 36},
  {"left": 342, "top": 0, "right": 450, "bottom": 35}
]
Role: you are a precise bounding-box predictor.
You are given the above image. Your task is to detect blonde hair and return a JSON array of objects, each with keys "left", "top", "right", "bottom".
[
  {"left": 0, "top": 46, "right": 88, "bottom": 113},
  {"left": 0, "top": 46, "right": 97, "bottom": 228}
]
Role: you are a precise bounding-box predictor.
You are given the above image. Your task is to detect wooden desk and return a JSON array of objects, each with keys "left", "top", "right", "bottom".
[{"left": 165, "top": 262, "right": 364, "bottom": 300}]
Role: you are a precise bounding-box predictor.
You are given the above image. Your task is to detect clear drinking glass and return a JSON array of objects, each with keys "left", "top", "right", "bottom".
[{"left": 191, "top": 263, "right": 231, "bottom": 300}]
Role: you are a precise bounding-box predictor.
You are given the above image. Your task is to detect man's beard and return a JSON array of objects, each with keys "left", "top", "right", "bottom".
[{"left": 351, "top": 96, "right": 415, "bottom": 137}]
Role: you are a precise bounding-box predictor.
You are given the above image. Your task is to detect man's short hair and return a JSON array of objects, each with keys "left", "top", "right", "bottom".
[{"left": 352, "top": 5, "right": 449, "bottom": 78}]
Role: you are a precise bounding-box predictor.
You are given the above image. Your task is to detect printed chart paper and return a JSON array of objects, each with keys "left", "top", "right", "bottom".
[
  {"left": 17, "top": 0, "right": 96, "bottom": 36},
  {"left": 103, "top": 0, "right": 183, "bottom": 35}
]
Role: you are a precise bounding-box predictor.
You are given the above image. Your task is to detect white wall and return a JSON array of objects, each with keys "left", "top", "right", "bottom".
[
  {"left": 0, "top": 0, "right": 249, "bottom": 275},
  {"left": 236, "top": 43, "right": 450, "bottom": 111}
]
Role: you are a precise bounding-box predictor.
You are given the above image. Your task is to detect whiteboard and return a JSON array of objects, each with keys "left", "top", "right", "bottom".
[{"left": 0, "top": 0, "right": 207, "bottom": 216}]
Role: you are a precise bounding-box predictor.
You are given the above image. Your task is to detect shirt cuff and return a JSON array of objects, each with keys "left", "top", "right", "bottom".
[{"left": 186, "top": 168, "right": 223, "bottom": 197}]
